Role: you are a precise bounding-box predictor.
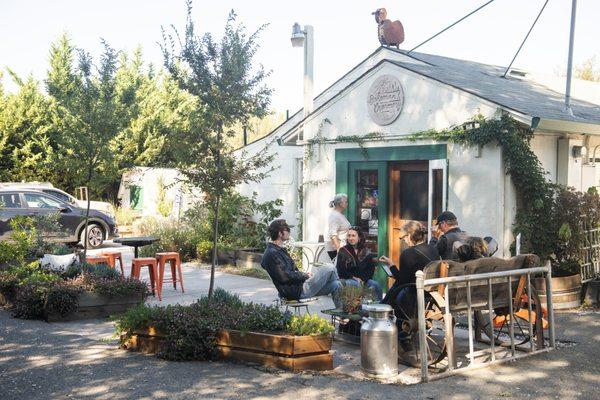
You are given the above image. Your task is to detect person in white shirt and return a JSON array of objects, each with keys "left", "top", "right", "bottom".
[{"left": 326, "top": 193, "right": 351, "bottom": 260}]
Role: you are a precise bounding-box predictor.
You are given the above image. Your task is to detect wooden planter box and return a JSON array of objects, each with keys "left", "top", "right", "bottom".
[
  {"left": 45, "top": 291, "right": 145, "bottom": 322},
  {"left": 123, "top": 328, "right": 333, "bottom": 372}
]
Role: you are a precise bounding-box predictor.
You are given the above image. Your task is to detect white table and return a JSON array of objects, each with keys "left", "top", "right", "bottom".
[{"left": 290, "top": 241, "right": 326, "bottom": 273}]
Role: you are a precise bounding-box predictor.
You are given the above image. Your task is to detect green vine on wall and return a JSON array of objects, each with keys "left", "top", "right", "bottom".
[
  {"left": 408, "top": 114, "right": 556, "bottom": 260},
  {"left": 304, "top": 118, "right": 383, "bottom": 161}
]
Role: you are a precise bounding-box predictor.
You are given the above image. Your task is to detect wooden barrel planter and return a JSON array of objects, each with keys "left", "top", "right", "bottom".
[
  {"left": 45, "top": 291, "right": 145, "bottom": 322},
  {"left": 535, "top": 274, "right": 582, "bottom": 310},
  {"left": 123, "top": 328, "right": 333, "bottom": 372}
]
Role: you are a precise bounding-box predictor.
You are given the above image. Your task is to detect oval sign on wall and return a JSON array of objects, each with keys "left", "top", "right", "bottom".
[{"left": 367, "top": 74, "right": 404, "bottom": 126}]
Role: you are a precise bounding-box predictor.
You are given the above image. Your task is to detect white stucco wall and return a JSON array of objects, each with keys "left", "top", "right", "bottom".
[
  {"left": 234, "top": 135, "right": 303, "bottom": 237},
  {"left": 299, "top": 62, "right": 517, "bottom": 257}
]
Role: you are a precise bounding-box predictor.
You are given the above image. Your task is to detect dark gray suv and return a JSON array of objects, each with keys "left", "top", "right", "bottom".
[{"left": 0, "top": 189, "right": 118, "bottom": 248}]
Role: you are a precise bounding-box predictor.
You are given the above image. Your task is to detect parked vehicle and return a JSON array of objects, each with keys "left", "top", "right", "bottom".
[
  {"left": 0, "top": 182, "right": 115, "bottom": 218},
  {"left": 0, "top": 189, "right": 118, "bottom": 248}
]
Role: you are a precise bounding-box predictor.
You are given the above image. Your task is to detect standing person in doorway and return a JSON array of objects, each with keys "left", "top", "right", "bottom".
[
  {"left": 326, "top": 194, "right": 351, "bottom": 260},
  {"left": 430, "top": 211, "right": 469, "bottom": 260}
]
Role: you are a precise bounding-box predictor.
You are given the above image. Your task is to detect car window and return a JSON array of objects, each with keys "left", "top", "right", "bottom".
[
  {"left": 24, "top": 193, "right": 63, "bottom": 209},
  {"left": 43, "top": 189, "right": 72, "bottom": 203},
  {"left": 0, "top": 193, "right": 23, "bottom": 208}
]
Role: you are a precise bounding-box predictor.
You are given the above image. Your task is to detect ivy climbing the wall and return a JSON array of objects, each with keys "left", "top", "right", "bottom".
[{"left": 410, "top": 114, "right": 600, "bottom": 275}]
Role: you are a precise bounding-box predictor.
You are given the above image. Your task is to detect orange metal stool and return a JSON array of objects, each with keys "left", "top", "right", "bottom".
[
  {"left": 86, "top": 255, "right": 111, "bottom": 265},
  {"left": 156, "top": 252, "right": 185, "bottom": 300},
  {"left": 131, "top": 257, "right": 160, "bottom": 299},
  {"left": 101, "top": 251, "right": 125, "bottom": 275}
]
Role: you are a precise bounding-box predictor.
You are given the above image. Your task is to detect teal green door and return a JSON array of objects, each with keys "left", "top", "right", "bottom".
[{"left": 347, "top": 162, "right": 388, "bottom": 290}]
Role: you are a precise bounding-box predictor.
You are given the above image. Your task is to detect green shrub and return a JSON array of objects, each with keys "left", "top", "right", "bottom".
[
  {"left": 136, "top": 217, "right": 201, "bottom": 261},
  {"left": 12, "top": 284, "right": 49, "bottom": 319},
  {"left": 12, "top": 261, "right": 60, "bottom": 286},
  {"left": 44, "top": 283, "right": 81, "bottom": 318},
  {"left": 82, "top": 262, "right": 121, "bottom": 280},
  {"left": 113, "top": 303, "right": 164, "bottom": 341},
  {"left": 196, "top": 240, "right": 213, "bottom": 262},
  {"left": 113, "top": 205, "right": 139, "bottom": 226},
  {"left": 285, "top": 314, "right": 335, "bottom": 336}
]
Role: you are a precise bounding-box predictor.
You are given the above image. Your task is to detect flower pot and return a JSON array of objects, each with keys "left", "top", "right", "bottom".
[{"left": 534, "top": 274, "right": 582, "bottom": 310}]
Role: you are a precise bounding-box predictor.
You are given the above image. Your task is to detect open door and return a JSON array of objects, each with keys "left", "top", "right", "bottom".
[{"left": 428, "top": 159, "right": 448, "bottom": 240}]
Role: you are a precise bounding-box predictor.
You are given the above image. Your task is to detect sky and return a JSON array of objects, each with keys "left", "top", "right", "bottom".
[{"left": 1, "top": 0, "right": 598, "bottom": 113}]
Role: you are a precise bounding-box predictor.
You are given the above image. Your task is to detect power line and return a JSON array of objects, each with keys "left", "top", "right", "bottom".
[
  {"left": 503, "top": 0, "right": 550, "bottom": 78},
  {"left": 408, "top": 0, "right": 496, "bottom": 54}
]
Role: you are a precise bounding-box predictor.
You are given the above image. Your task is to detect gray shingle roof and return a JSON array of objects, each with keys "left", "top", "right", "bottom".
[{"left": 390, "top": 49, "right": 600, "bottom": 124}]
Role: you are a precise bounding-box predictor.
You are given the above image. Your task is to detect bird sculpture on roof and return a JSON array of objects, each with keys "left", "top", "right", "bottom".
[{"left": 372, "top": 8, "right": 405, "bottom": 48}]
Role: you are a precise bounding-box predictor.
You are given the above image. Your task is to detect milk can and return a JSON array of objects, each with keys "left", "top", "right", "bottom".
[{"left": 360, "top": 303, "right": 398, "bottom": 378}]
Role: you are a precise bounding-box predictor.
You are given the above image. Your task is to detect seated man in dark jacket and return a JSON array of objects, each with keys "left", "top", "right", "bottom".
[
  {"left": 261, "top": 219, "right": 342, "bottom": 307},
  {"left": 429, "top": 211, "right": 469, "bottom": 260}
]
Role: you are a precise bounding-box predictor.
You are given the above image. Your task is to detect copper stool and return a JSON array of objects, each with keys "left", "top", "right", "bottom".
[
  {"left": 131, "top": 257, "right": 160, "bottom": 300},
  {"left": 86, "top": 255, "right": 111, "bottom": 265},
  {"left": 101, "top": 251, "right": 125, "bottom": 275},
  {"left": 156, "top": 252, "right": 185, "bottom": 300}
]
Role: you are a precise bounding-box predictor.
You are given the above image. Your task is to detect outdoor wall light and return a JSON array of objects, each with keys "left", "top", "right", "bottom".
[
  {"left": 572, "top": 145, "right": 587, "bottom": 158},
  {"left": 290, "top": 23, "right": 305, "bottom": 47}
]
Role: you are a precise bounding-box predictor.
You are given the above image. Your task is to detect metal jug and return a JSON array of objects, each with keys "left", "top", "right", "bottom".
[{"left": 360, "top": 303, "right": 398, "bottom": 378}]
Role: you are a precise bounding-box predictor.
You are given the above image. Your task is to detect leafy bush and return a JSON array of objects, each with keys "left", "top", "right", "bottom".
[
  {"left": 113, "top": 288, "right": 289, "bottom": 361},
  {"left": 44, "top": 283, "right": 81, "bottom": 318},
  {"left": 136, "top": 216, "right": 202, "bottom": 261},
  {"left": 12, "top": 284, "right": 49, "bottom": 319},
  {"left": 285, "top": 314, "right": 335, "bottom": 336},
  {"left": 113, "top": 205, "right": 139, "bottom": 226},
  {"left": 196, "top": 240, "right": 213, "bottom": 262},
  {"left": 82, "top": 262, "right": 121, "bottom": 280}
]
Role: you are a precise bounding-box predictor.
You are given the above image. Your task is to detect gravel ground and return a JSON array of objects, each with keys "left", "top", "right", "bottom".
[{"left": 0, "top": 307, "right": 598, "bottom": 400}]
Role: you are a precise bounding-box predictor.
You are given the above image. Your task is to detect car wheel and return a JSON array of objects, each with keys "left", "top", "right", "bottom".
[{"left": 80, "top": 223, "right": 104, "bottom": 249}]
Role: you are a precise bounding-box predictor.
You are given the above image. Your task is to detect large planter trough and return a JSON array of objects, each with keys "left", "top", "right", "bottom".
[
  {"left": 46, "top": 291, "right": 145, "bottom": 322},
  {"left": 535, "top": 274, "right": 582, "bottom": 310},
  {"left": 123, "top": 328, "right": 333, "bottom": 372}
]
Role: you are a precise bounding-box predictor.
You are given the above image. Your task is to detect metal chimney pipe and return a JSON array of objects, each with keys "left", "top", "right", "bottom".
[{"left": 565, "top": 0, "right": 577, "bottom": 116}]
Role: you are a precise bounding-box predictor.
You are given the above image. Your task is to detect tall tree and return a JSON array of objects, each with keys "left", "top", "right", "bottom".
[{"left": 161, "top": 1, "right": 274, "bottom": 296}]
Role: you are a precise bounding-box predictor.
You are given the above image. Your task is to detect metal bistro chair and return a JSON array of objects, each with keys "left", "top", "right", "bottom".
[{"left": 278, "top": 296, "right": 318, "bottom": 316}]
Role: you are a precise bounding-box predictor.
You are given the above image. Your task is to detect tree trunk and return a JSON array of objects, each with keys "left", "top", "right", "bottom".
[
  {"left": 82, "top": 166, "right": 93, "bottom": 260},
  {"left": 208, "top": 195, "right": 221, "bottom": 298}
]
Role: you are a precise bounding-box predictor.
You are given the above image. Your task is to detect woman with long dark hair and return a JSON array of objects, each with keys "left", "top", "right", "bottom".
[
  {"left": 335, "top": 226, "right": 383, "bottom": 301},
  {"left": 381, "top": 221, "right": 439, "bottom": 321}
]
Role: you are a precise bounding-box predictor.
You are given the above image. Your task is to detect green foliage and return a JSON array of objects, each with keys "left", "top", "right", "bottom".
[
  {"left": 44, "top": 283, "right": 81, "bottom": 318},
  {"left": 156, "top": 176, "right": 173, "bottom": 217},
  {"left": 409, "top": 115, "right": 600, "bottom": 275},
  {"left": 137, "top": 217, "right": 202, "bottom": 261},
  {"left": 160, "top": 2, "right": 275, "bottom": 296},
  {"left": 113, "top": 205, "right": 139, "bottom": 226},
  {"left": 113, "top": 288, "right": 290, "bottom": 361},
  {"left": 285, "top": 314, "right": 335, "bottom": 336},
  {"left": 12, "top": 284, "right": 49, "bottom": 319},
  {"left": 196, "top": 240, "right": 213, "bottom": 262},
  {"left": 81, "top": 262, "right": 122, "bottom": 280}
]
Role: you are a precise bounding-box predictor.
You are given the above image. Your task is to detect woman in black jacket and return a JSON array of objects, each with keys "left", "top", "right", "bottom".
[
  {"left": 335, "top": 226, "right": 383, "bottom": 301},
  {"left": 381, "top": 221, "right": 439, "bottom": 322}
]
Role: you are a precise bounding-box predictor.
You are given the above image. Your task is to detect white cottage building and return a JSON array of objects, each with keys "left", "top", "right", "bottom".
[{"left": 237, "top": 47, "right": 600, "bottom": 270}]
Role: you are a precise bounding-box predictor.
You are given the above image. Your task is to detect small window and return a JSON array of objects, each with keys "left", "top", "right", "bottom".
[
  {"left": 24, "top": 193, "right": 62, "bottom": 209},
  {"left": 0, "top": 193, "right": 23, "bottom": 208},
  {"left": 130, "top": 185, "right": 143, "bottom": 210}
]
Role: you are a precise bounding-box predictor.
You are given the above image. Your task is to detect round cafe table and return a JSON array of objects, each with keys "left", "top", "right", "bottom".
[{"left": 113, "top": 236, "right": 159, "bottom": 258}]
